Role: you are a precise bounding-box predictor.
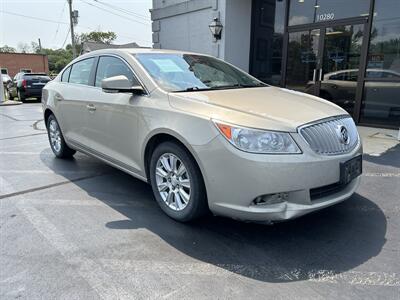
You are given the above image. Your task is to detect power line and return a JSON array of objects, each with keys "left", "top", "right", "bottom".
[
  {"left": 92, "top": 0, "right": 150, "bottom": 22},
  {"left": 53, "top": 1, "right": 68, "bottom": 43},
  {"left": 0, "top": 9, "right": 152, "bottom": 46},
  {"left": 61, "top": 27, "right": 71, "bottom": 48},
  {"left": 79, "top": 0, "right": 150, "bottom": 26},
  {"left": 0, "top": 10, "right": 69, "bottom": 25}
]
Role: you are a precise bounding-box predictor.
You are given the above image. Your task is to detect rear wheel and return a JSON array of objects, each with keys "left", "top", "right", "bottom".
[
  {"left": 149, "top": 141, "right": 208, "bottom": 222},
  {"left": 47, "top": 114, "right": 76, "bottom": 158},
  {"left": 18, "top": 90, "right": 26, "bottom": 103}
]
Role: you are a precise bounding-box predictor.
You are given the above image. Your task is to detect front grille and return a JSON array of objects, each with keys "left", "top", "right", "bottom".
[
  {"left": 310, "top": 182, "right": 347, "bottom": 201},
  {"left": 299, "top": 116, "right": 359, "bottom": 155}
]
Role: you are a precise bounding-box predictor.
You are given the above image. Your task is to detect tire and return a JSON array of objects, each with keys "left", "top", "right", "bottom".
[
  {"left": 46, "top": 114, "right": 76, "bottom": 158},
  {"left": 18, "top": 90, "right": 26, "bottom": 103},
  {"left": 4, "top": 88, "right": 9, "bottom": 100},
  {"left": 149, "top": 141, "right": 208, "bottom": 222}
]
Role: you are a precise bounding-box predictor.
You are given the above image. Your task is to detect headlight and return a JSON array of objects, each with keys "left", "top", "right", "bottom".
[{"left": 213, "top": 121, "right": 301, "bottom": 154}]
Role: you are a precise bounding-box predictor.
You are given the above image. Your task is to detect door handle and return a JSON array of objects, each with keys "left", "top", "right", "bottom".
[
  {"left": 86, "top": 104, "right": 96, "bottom": 111},
  {"left": 319, "top": 69, "right": 323, "bottom": 81}
]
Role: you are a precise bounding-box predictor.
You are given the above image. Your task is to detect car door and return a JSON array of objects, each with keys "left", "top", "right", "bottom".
[
  {"left": 55, "top": 57, "right": 97, "bottom": 148},
  {"left": 83, "top": 55, "right": 146, "bottom": 172}
]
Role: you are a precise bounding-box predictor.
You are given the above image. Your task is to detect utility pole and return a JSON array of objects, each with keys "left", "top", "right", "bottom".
[
  {"left": 68, "top": 0, "right": 77, "bottom": 58},
  {"left": 38, "top": 38, "right": 42, "bottom": 53}
]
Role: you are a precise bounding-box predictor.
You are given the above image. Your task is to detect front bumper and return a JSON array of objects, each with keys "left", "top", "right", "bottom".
[{"left": 193, "top": 133, "right": 362, "bottom": 222}]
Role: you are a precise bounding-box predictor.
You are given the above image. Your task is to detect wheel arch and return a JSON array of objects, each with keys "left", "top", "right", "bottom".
[
  {"left": 44, "top": 108, "right": 55, "bottom": 127},
  {"left": 142, "top": 130, "right": 207, "bottom": 191}
]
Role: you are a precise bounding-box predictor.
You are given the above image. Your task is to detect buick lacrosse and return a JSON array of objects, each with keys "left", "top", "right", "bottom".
[{"left": 42, "top": 49, "right": 362, "bottom": 223}]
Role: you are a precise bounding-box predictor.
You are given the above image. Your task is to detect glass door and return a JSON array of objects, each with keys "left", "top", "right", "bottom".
[
  {"left": 319, "top": 24, "right": 365, "bottom": 115},
  {"left": 285, "top": 23, "right": 366, "bottom": 116},
  {"left": 286, "top": 29, "right": 321, "bottom": 95}
]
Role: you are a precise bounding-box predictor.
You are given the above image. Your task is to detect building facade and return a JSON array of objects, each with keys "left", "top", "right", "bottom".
[
  {"left": 0, "top": 52, "right": 49, "bottom": 78},
  {"left": 151, "top": 0, "right": 400, "bottom": 128}
]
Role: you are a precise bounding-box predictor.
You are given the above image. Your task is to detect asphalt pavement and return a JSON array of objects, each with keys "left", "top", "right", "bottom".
[{"left": 0, "top": 103, "right": 399, "bottom": 299}]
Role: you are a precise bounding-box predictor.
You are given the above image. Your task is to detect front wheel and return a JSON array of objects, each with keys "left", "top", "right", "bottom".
[
  {"left": 47, "top": 114, "right": 76, "bottom": 158},
  {"left": 149, "top": 141, "right": 208, "bottom": 222}
]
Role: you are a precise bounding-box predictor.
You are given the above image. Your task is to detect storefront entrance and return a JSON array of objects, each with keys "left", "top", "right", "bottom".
[
  {"left": 250, "top": 0, "right": 400, "bottom": 128},
  {"left": 285, "top": 20, "right": 367, "bottom": 117}
]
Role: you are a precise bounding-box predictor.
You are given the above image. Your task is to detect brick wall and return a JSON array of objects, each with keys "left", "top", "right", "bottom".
[{"left": 0, "top": 53, "right": 49, "bottom": 78}]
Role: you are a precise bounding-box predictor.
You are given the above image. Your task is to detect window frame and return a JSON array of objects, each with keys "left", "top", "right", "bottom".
[
  {"left": 61, "top": 66, "right": 72, "bottom": 83},
  {"left": 68, "top": 57, "right": 98, "bottom": 86},
  {"left": 94, "top": 55, "right": 139, "bottom": 88},
  {"left": 93, "top": 54, "right": 148, "bottom": 95}
]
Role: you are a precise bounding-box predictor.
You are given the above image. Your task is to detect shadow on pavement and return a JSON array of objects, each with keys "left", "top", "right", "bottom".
[
  {"left": 363, "top": 143, "right": 400, "bottom": 168},
  {"left": 41, "top": 149, "right": 387, "bottom": 283}
]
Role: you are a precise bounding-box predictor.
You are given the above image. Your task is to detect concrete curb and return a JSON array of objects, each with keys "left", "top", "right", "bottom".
[{"left": 0, "top": 100, "right": 22, "bottom": 106}]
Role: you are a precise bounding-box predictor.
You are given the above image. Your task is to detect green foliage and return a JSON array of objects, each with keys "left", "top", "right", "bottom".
[
  {"left": 79, "top": 31, "right": 117, "bottom": 44},
  {"left": 0, "top": 45, "right": 16, "bottom": 53}
]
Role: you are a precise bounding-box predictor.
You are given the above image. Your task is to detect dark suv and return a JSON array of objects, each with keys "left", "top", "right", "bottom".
[{"left": 8, "top": 72, "right": 51, "bottom": 102}]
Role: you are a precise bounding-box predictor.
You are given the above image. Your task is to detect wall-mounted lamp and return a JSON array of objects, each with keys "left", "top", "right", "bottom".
[{"left": 209, "top": 17, "right": 223, "bottom": 40}]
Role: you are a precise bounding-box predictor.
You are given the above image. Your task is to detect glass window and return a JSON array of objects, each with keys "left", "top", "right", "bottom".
[
  {"left": 250, "top": 0, "right": 286, "bottom": 85},
  {"left": 135, "top": 53, "right": 265, "bottom": 92},
  {"left": 69, "top": 58, "right": 95, "bottom": 86},
  {"left": 360, "top": 0, "right": 400, "bottom": 126},
  {"left": 95, "top": 56, "right": 138, "bottom": 87},
  {"left": 289, "top": 0, "right": 370, "bottom": 26},
  {"left": 366, "top": 0, "right": 400, "bottom": 76},
  {"left": 61, "top": 66, "right": 71, "bottom": 82}
]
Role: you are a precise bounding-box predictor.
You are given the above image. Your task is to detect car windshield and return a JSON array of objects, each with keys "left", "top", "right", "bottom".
[{"left": 134, "top": 53, "right": 266, "bottom": 92}]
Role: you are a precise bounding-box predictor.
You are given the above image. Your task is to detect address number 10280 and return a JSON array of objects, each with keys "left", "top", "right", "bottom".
[{"left": 317, "top": 13, "right": 335, "bottom": 21}]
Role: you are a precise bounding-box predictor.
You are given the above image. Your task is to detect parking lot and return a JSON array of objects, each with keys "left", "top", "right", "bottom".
[{"left": 0, "top": 103, "right": 399, "bottom": 299}]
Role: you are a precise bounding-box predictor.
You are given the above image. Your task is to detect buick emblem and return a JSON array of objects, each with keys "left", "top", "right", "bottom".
[{"left": 336, "top": 125, "right": 350, "bottom": 145}]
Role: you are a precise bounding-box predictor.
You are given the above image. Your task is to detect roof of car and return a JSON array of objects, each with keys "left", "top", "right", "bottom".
[{"left": 79, "top": 48, "right": 211, "bottom": 57}]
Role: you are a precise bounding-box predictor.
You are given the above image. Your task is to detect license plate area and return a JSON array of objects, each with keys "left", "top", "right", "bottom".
[{"left": 340, "top": 155, "right": 362, "bottom": 185}]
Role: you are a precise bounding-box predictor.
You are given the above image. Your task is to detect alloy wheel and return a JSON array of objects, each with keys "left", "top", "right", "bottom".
[
  {"left": 155, "top": 153, "right": 191, "bottom": 211},
  {"left": 48, "top": 119, "right": 62, "bottom": 153}
]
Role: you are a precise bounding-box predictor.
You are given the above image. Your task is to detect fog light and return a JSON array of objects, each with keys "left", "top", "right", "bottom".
[{"left": 253, "top": 192, "right": 289, "bottom": 206}]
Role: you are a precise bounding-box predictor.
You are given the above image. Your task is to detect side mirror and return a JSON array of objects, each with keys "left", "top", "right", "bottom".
[{"left": 101, "top": 75, "right": 144, "bottom": 95}]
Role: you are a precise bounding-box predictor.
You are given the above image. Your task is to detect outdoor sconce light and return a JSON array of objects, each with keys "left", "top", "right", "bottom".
[{"left": 209, "top": 17, "right": 223, "bottom": 40}]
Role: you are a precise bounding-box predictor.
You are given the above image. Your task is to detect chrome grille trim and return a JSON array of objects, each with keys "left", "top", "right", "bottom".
[{"left": 298, "top": 115, "right": 359, "bottom": 155}]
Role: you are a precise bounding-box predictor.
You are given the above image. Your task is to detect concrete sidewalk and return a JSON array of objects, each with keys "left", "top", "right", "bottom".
[
  {"left": 0, "top": 100, "right": 22, "bottom": 106},
  {"left": 358, "top": 126, "right": 399, "bottom": 156}
]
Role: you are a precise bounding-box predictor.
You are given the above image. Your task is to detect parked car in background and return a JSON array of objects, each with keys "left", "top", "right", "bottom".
[
  {"left": 2, "top": 74, "right": 12, "bottom": 99},
  {"left": 305, "top": 69, "right": 400, "bottom": 117},
  {"left": 42, "top": 49, "right": 362, "bottom": 223},
  {"left": 8, "top": 72, "right": 51, "bottom": 102}
]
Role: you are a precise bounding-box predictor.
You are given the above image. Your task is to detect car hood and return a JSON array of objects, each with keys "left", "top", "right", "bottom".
[{"left": 169, "top": 86, "right": 347, "bottom": 131}]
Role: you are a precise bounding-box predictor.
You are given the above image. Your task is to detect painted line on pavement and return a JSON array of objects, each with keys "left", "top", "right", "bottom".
[
  {"left": 364, "top": 172, "right": 400, "bottom": 177},
  {"left": 101, "top": 259, "right": 400, "bottom": 287},
  {"left": 16, "top": 200, "right": 135, "bottom": 300},
  {"left": 0, "top": 132, "right": 47, "bottom": 141}
]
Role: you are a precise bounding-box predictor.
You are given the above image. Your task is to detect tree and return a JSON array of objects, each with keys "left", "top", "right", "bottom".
[
  {"left": 17, "top": 42, "right": 31, "bottom": 53},
  {"left": 79, "top": 31, "right": 117, "bottom": 44},
  {"left": 0, "top": 45, "right": 16, "bottom": 53}
]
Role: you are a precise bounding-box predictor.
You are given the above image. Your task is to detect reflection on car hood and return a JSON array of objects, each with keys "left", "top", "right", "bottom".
[{"left": 170, "top": 86, "right": 347, "bottom": 131}]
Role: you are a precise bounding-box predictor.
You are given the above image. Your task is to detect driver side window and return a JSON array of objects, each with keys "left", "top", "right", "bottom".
[{"left": 95, "top": 56, "right": 139, "bottom": 87}]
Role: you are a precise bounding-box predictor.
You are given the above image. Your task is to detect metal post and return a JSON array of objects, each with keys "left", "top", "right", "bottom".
[
  {"left": 68, "top": 0, "right": 77, "bottom": 58},
  {"left": 0, "top": 71, "right": 5, "bottom": 102}
]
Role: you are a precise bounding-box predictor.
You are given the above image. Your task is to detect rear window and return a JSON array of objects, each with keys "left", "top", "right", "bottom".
[
  {"left": 23, "top": 74, "right": 50, "bottom": 80},
  {"left": 69, "top": 58, "right": 96, "bottom": 85},
  {"left": 61, "top": 67, "right": 71, "bottom": 82}
]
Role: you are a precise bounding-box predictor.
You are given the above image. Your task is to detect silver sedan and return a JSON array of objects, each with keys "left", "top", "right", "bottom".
[{"left": 42, "top": 49, "right": 362, "bottom": 223}]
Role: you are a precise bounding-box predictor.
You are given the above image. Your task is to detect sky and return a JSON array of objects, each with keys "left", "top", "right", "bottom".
[{"left": 0, "top": 0, "right": 153, "bottom": 50}]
